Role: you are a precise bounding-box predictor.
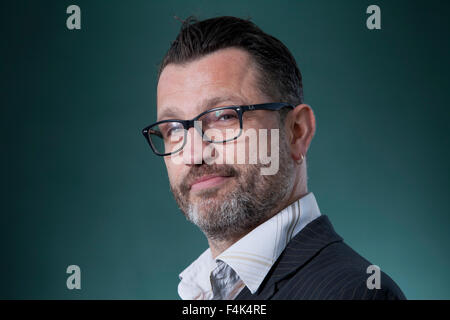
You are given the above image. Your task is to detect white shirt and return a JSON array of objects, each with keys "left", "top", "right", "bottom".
[{"left": 178, "top": 192, "right": 322, "bottom": 300}]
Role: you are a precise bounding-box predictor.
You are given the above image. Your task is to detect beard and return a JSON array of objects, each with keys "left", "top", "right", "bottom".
[{"left": 170, "top": 132, "right": 295, "bottom": 241}]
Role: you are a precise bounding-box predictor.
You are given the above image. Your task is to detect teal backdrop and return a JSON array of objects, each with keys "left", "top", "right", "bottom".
[{"left": 1, "top": 0, "right": 449, "bottom": 299}]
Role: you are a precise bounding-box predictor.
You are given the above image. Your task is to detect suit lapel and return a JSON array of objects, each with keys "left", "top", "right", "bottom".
[{"left": 235, "top": 215, "right": 343, "bottom": 300}]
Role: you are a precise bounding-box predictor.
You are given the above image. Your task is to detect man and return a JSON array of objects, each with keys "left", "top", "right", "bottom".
[{"left": 142, "top": 16, "right": 406, "bottom": 300}]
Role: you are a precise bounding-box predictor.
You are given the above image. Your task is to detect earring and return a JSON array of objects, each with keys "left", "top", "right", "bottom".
[{"left": 296, "top": 153, "right": 304, "bottom": 165}]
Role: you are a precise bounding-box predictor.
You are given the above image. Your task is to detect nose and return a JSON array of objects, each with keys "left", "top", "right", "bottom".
[{"left": 182, "top": 125, "right": 215, "bottom": 165}]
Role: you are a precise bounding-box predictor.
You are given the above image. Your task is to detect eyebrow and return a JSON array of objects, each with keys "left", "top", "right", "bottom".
[
  {"left": 157, "top": 106, "right": 182, "bottom": 121},
  {"left": 157, "top": 95, "right": 246, "bottom": 121}
]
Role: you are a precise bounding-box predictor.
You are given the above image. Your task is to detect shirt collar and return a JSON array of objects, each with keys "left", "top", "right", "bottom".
[
  {"left": 178, "top": 192, "right": 322, "bottom": 298},
  {"left": 178, "top": 248, "right": 216, "bottom": 300}
]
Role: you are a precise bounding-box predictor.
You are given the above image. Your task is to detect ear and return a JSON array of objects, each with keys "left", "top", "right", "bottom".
[{"left": 286, "top": 104, "right": 316, "bottom": 161}]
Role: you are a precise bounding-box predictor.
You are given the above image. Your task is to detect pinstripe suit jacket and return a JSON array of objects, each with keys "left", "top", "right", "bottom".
[{"left": 235, "top": 215, "right": 406, "bottom": 300}]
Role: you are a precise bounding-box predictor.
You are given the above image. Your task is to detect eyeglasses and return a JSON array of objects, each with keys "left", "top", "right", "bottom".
[{"left": 142, "top": 102, "right": 294, "bottom": 156}]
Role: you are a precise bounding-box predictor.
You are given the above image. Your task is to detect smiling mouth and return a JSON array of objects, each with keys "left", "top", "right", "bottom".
[{"left": 190, "top": 175, "right": 233, "bottom": 192}]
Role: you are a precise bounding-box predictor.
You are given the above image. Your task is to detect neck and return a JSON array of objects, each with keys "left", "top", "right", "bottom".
[{"left": 208, "top": 236, "right": 244, "bottom": 259}]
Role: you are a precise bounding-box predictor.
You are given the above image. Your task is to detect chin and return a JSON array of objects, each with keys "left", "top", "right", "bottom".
[{"left": 190, "top": 197, "right": 221, "bottom": 217}]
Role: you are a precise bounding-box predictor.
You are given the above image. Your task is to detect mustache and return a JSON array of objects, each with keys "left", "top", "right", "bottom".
[{"left": 179, "top": 164, "right": 239, "bottom": 195}]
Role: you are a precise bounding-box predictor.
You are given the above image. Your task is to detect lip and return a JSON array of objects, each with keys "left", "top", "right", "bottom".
[{"left": 190, "top": 175, "right": 232, "bottom": 191}]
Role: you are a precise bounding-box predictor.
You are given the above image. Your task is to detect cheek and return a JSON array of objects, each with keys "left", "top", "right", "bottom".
[
  {"left": 210, "top": 139, "right": 252, "bottom": 165},
  {"left": 164, "top": 159, "right": 183, "bottom": 187},
  {"left": 211, "top": 128, "right": 276, "bottom": 165}
]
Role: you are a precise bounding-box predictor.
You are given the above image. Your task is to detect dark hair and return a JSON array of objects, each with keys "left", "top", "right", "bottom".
[{"left": 158, "top": 16, "right": 304, "bottom": 106}]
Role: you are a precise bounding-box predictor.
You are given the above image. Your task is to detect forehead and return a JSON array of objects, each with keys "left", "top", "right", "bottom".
[{"left": 157, "top": 48, "right": 262, "bottom": 119}]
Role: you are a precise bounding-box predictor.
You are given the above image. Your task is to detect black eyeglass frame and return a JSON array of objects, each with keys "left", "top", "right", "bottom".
[{"left": 142, "top": 102, "right": 294, "bottom": 156}]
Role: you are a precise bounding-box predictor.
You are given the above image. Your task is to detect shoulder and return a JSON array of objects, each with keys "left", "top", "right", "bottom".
[{"left": 273, "top": 241, "right": 406, "bottom": 300}]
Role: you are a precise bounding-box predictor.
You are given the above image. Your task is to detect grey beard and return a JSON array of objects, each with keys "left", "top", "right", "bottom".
[{"left": 172, "top": 135, "right": 294, "bottom": 241}]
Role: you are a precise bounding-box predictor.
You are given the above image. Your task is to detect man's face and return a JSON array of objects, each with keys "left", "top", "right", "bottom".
[{"left": 157, "top": 48, "right": 295, "bottom": 240}]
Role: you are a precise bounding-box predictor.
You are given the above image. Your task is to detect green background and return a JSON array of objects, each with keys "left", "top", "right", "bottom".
[{"left": 1, "top": 0, "right": 449, "bottom": 299}]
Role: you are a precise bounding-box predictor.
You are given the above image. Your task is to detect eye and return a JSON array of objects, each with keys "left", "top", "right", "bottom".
[
  {"left": 214, "top": 110, "right": 238, "bottom": 121},
  {"left": 161, "top": 122, "right": 184, "bottom": 138},
  {"left": 219, "top": 114, "right": 234, "bottom": 121},
  {"left": 167, "top": 126, "right": 183, "bottom": 137}
]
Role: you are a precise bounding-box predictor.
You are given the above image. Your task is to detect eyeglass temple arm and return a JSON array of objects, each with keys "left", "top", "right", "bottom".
[
  {"left": 240, "top": 103, "right": 294, "bottom": 112},
  {"left": 143, "top": 128, "right": 163, "bottom": 139}
]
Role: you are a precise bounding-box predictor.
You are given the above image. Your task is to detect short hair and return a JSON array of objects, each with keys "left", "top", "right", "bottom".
[{"left": 158, "top": 16, "right": 304, "bottom": 106}]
